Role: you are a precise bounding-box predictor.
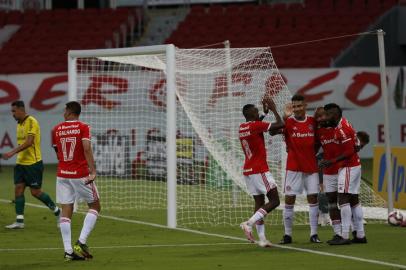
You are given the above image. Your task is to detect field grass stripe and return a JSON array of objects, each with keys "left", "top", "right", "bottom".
[{"left": 1, "top": 199, "right": 405, "bottom": 269}]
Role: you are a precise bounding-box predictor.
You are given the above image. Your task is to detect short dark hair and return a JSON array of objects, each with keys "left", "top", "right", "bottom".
[
  {"left": 323, "top": 103, "right": 342, "bottom": 117},
  {"left": 66, "top": 101, "right": 81, "bottom": 115},
  {"left": 291, "top": 94, "right": 305, "bottom": 102},
  {"left": 11, "top": 100, "right": 25, "bottom": 108},
  {"left": 242, "top": 104, "right": 255, "bottom": 118}
]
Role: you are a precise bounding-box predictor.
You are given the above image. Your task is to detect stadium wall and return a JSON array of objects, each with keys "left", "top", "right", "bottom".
[{"left": 0, "top": 67, "right": 405, "bottom": 165}]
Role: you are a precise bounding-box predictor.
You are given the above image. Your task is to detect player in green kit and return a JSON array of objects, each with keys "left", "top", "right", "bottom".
[{"left": 2, "top": 100, "right": 60, "bottom": 229}]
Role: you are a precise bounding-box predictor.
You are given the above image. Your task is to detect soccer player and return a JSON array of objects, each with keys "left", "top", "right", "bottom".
[
  {"left": 280, "top": 94, "right": 321, "bottom": 244},
  {"left": 2, "top": 100, "right": 60, "bottom": 229},
  {"left": 239, "top": 96, "right": 284, "bottom": 247},
  {"left": 319, "top": 103, "right": 367, "bottom": 245},
  {"left": 314, "top": 107, "right": 342, "bottom": 242},
  {"left": 52, "top": 101, "right": 100, "bottom": 260}
]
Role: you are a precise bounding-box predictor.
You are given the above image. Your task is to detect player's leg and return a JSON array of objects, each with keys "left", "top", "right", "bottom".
[
  {"left": 347, "top": 166, "right": 366, "bottom": 243},
  {"left": 323, "top": 174, "right": 342, "bottom": 242},
  {"left": 329, "top": 168, "right": 352, "bottom": 245},
  {"left": 28, "top": 161, "right": 60, "bottom": 219},
  {"left": 305, "top": 173, "right": 322, "bottom": 243},
  {"left": 74, "top": 179, "right": 101, "bottom": 259},
  {"left": 280, "top": 170, "right": 302, "bottom": 244},
  {"left": 57, "top": 178, "right": 85, "bottom": 260},
  {"left": 240, "top": 174, "right": 265, "bottom": 243},
  {"left": 6, "top": 164, "right": 26, "bottom": 229},
  {"left": 326, "top": 191, "right": 342, "bottom": 242}
]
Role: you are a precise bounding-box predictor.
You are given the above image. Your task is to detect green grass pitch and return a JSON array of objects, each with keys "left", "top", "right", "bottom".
[{"left": 0, "top": 163, "right": 405, "bottom": 270}]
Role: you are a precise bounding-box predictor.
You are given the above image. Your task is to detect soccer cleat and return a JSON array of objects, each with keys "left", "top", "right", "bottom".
[
  {"left": 257, "top": 239, "right": 272, "bottom": 248},
  {"left": 310, "top": 234, "right": 322, "bottom": 243},
  {"left": 352, "top": 236, "right": 367, "bottom": 244},
  {"left": 240, "top": 222, "right": 255, "bottom": 243},
  {"left": 64, "top": 252, "right": 85, "bottom": 261},
  {"left": 328, "top": 237, "right": 352, "bottom": 245},
  {"left": 327, "top": 234, "right": 343, "bottom": 244},
  {"left": 279, "top": 234, "right": 292, "bottom": 244},
  {"left": 74, "top": 241, "right": 93, "bottom": 259},
  {"left": 5, "top": 222, "right": 24, "bottom": 229}
]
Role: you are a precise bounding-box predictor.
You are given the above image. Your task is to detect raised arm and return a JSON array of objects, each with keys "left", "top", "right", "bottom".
[{"left": 265, "top": 97, "right": 284, "bottom": 132}]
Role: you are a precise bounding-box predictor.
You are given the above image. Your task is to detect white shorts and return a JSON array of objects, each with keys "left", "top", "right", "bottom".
[
  {"left": 337, "top": 165, "right": 361, "bottom": 194},
  {"left": 283, "top": 170, "right": 319, "bottom": 196},
  {"left": 56, "top": 177, "right": 100, "bottom": 204},
  {"left": 323, "top": 174, "right": 338, "bottom": 193},
  {"left": 244, "top": 172, "right": 277, "bottom": 196}
]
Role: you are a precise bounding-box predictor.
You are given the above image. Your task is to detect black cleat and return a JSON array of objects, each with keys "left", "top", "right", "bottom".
[
  {"left": 328, "top": 237, "right": 351, "bottom": 245},
  {"left": 310, "top": 234, "right": 322, "bottom": 243},
  {"left": 327, "top": 234, "right": 343, "bottom": 244},
  {"left": 352, "top": 236, "right": 367, "bottom": 244},
  {"left": 279, "top": 234, "right": 292, "bottom": 244},
  {"left": 64, "top": 252, "right": 85, "bottom": 261},
  {"left": 74, "top": 241, "right": 93, "bottom": 259}
]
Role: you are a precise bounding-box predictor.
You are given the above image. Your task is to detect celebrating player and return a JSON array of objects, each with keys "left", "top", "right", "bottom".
[
  {"left": 319, "top": 103, "right": 367, "bottom": 245},
  {"left": 2, "top": 100, "right": 60, "bottom": 229},
  {"left": 314, "top": 107, "right": 342, "bottom": 242},
  {"left": 280, "top": 94, "right": 321, "bottom": 244},
  {"left": 239, "top": 96, "right": 284, "bottom": 247},
  {"left": 52, "top": 101, "right": 100, "bottom": 260}
]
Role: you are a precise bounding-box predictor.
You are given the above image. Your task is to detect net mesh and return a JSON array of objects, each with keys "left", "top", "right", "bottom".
[{"left": 72, "top": 46, "right": 387, "bottom": 227}]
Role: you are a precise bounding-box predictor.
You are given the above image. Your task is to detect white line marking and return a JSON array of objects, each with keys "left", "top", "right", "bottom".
[
  {"left": 0, "top": 242, "right": 250, "bottom": 252},
  {"left": 1, "top": 199, "right": 405, "bottom": 269}
]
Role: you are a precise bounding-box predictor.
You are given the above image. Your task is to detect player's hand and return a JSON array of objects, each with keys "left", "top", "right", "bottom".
[
  {"left": 85, "top": 172, "right": 96, "bottom": 185},
  {"left": 2, "top": 152, "right": 13, "bottom": 160},
  {"left": 283, "top": 103, "right": 293, "bottom": 118},
  {"left": 261, "top": 98, "right": 269, "bottom": 114},
  {"left": 318, "top": 159, "right": 332, "bottom": 168}
]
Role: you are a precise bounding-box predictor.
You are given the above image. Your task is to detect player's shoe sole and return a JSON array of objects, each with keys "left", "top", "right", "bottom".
[
  {"left": 74, "top": 241, "right": 93, "bottom": 259},
  {"left": 240, "top": 222, "right": 255, "bottom": 243},
  {"left": 5, "top": 222, "right": 24, "bottom": 229}
]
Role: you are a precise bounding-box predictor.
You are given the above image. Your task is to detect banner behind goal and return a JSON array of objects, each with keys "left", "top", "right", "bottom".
[{"left": 68, "top": 45, "right": 387, "bottom": 228}]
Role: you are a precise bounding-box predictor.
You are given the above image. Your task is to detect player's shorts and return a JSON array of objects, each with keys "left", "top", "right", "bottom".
[
  {"left": 56, "top": 177, "right": 100, "bottom": 204},
  {"left": 243, "top": 172, "right": 277, "bottom": 196},
  {"left": 323, "top": 174, "right": 338, "bottom": 193},
  {"left": 14, "top": 160, "right": 43, "bottom": 188},
  {"left": 337, "top": 165, "right": 361, "bottom": 194},
  {"left": 283, "top": 170, "right": 319, "bottom": 196}
]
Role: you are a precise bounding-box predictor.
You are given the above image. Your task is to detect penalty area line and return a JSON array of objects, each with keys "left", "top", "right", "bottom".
[{"left": 1, "top": 199, "right": 405, "bottom": 269}]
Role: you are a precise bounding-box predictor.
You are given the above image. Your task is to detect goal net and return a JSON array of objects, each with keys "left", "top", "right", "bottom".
[{"left": 69, "top": 45, "right": 387, "bottom": 227}]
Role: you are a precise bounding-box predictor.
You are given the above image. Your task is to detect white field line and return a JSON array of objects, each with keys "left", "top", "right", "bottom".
[
  {"left": 0, "top": 242, "right": 250, "bottom": 252},
  {"left": 1, "top": 199, "right": 405, "bottom": 269}
]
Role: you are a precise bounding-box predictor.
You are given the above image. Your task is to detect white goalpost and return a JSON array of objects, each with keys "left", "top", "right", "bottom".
[{"left": 68, "top": 43, "right": 388, "bottom": 228}]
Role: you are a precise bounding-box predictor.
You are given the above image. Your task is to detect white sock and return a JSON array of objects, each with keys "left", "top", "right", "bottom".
[
  {"left": 340, "top": 203, "right": 352, "bottom": 239},
  {"left": 79, "top": 210, "right": 99, "bottom": 244},
  {"left": 332, "top": 219, "right": 342, "bottom": 236},
  {"left": 60, "top": 217, "right": 72, "bottom": 253},
  {"left": 351, "top": 204, "right": 365, "bottom": 238},
  {"left": 283, "top": 204, "right": 294, "bottom": 236},
  {"left": 247, "top": 208, "right": 267, "bottom": 226},
  {"left": 256, "top": 220, "right": 266, "bottom": 241},
  {"left": 309, "top": 203, "right": 319, "bottom": 236}
]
